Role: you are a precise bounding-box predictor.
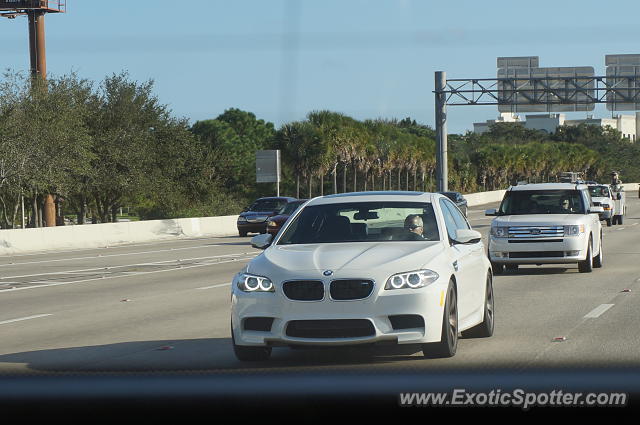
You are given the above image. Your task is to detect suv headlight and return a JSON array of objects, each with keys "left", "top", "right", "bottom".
[
  {"left": 236, "top": 273, "right": 274, "bottom": 292},
  {"left": 564, "top": 224, "right": 585, "bottom": 236},
  {"left": 237, "top": 216, "right": 248, "bottom": 223},
  {"left": 490, "top": 226, "right": 508, "bottom": 238},
  {"left": 385, "top": 270, "right": 439, "bottom": 290},
  {"left": 267, "top": 220, "right": 277, "bottom": 227}
]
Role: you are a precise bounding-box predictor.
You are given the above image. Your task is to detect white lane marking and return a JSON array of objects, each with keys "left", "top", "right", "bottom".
[
  {"left": 0, "top": 314, "right": 52, "bottom": 325},
  {"left": 584, "top": 304, "right": 614, "bottom": 319},
  {"left": 0, "top": 253, "right": 255, "bottom": 280},
  {"left": 616, "top": 227, "right": 626, "bottom": 230},
  {"left": 196, "top": 283, "right": 231, "bottom": 290},
  {"left": 632, "top": 223, "right": 638, "bottom": 226},
  {"left": 0, "top": 257, "right": 255, "bottom": 293},
  {"left": 0, "top": 244, "right": 236, "bottom": 268}
]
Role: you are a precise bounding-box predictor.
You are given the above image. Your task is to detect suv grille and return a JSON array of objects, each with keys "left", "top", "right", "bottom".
[
  {"left": 508, "top": 226, "right": 563, "bottom": 239},
  {"left": 285, "top": 319, "right": 375, "bottom": 338},
  {"left": 330, "top": 280, "right": 374, "bottom": 300},
  {"left": 282, "top": 280, "right": 324, "bottom": 301}
]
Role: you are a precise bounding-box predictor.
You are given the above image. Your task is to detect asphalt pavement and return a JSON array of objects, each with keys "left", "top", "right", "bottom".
[{"left": 0, "top": 196, "right": 639, "bottom": 373}]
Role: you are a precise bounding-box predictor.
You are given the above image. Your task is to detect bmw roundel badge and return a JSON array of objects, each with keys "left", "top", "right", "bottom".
[{"left": 323, "top": 270, "right": 333, "bottom": 276}]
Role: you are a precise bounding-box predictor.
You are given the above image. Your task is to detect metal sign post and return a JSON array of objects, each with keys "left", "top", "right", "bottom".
[{"left": 435, "top": 71, "right": 448, "bottom": 192}]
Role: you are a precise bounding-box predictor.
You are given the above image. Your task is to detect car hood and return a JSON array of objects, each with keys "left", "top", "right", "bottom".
[
  {"left": 249, "top": 241, "right": 444, "bottom": 273},
  {"left": 492, "top": 214, "right": 581, "bottom": 226},
  {"left": 268, "top": 214, "right": 290, "bottom": 224}
]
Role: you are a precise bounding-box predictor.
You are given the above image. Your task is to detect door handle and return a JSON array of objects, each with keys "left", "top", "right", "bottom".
[{"left": 453, "top": 260, "right": 459, "bottom": 271}]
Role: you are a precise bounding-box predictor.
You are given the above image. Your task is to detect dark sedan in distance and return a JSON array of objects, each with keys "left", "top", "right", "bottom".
[
  {"left": 237, "top": 196, "right": 297, "bottom": 237},
  {"left": 266, "top": 199, "right": 308, "bottom": 236},
  {"left": 439, "top": 191, "right": 468, "bottom": 216}
]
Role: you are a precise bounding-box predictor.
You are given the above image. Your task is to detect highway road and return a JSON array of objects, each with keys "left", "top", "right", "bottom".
[{"left": 1, "top": 196, "right": 640, "bottom": 374}]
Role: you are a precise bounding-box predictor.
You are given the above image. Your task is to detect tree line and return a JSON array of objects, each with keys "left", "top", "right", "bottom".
[{"left": 1, "top": 70, "right": 638, "bottom": 229}]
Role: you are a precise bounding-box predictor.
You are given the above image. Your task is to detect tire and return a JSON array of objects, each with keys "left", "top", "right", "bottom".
[
  {"left": 231, "top": 324, "right": 272, "bottom": 361},
  {"left": 422, "top": 281, "right": 458, "bottom": 358},
  {"left": 505, "top": 264, "right": 518, "bottom": 272},
  {"left": 461, "top": 273, "right": 494, "bottom": 338},
  {"left": 578, "top": 237, "right": 593, "bottom": 273},
  {"left": 593, "top": 235, "right": 603, "bottom": 268},
  {"left": 606, "top": 218, "right": 612, "bottom": 227},
  {"left": 239, "top": 231, "right": 248, "bottom": 237},
  {"left": 491, "top": 262, "right": 504, "bottom": 275}
]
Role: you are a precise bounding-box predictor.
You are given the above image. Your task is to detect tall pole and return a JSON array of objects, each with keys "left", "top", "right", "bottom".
[
  {"left": 27, "top": 9, "right": 56, "bottom": 227},
  {"left": 435, "top": 71, "right": 448, "bottom": 192}
]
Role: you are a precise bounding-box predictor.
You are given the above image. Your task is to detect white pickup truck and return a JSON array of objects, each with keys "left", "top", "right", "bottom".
[
  {"left": 486, "top": 183, "right": 604, "bottom": 274},
  {"left": 588, "top": 184, "right": 616, "bottom": 227}
]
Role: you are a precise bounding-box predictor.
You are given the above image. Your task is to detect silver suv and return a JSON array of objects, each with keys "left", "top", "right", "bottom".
[{"left": 486, "top": 183, "right": 604, "bottom": 274}]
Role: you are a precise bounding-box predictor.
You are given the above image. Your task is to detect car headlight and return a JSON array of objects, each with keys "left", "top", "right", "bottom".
[
  {"left": 236, "top": 273, "right": 275, "bottom": 292},
  {"left": 385, "top": 270, "right": 439, "bottom": 290},
  {"left": 564, "top": 224, "right": 585, "bottom": 236},
  {"left": 237, "top": 216, "right": 248, "bottom": 223},
  {"left": 267, "top": 220, "right": 277, "bottom": 227},
  {"left": 490, "top": 226, "right": 508, "bottom": 238},
  {"left": 602, "top": 204, "right": 611, "bottom": 211}
]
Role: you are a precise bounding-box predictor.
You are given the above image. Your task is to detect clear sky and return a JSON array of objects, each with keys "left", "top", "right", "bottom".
[{"left": 2, "top": 0, "right": 640, "bottom": 133}]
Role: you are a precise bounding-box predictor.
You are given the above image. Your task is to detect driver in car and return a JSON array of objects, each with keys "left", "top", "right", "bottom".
[{"left": 403, "top": 214, "right": 425, "bottom": 240}]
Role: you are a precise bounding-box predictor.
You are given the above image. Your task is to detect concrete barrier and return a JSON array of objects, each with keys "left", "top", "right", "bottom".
[
  {"left": 464, "top": 189, "right": 507, "bottom": 207},
  {"left": 1, "top": 183, "right": 637, "bottom": 255},
  {"left": 0, "top": 215, "right": 239, "bottom": 255}
]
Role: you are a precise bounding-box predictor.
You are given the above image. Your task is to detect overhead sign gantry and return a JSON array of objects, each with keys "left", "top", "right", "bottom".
[{"left": 433, "top": 55, "right": 640, "bottom": 192}]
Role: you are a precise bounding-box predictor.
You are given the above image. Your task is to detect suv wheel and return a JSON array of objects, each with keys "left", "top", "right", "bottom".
[
  {"left": 578, "top": 237, "right": 593, "bottom": 273},
  {"left": 593, "top": 235, "right": 603, "bottom": 268}
]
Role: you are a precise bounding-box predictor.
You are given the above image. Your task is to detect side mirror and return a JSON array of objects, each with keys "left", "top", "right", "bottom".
[
  {"left": 251, "top": 233, "right": 273, "bottom": 250},
  {"left": 485, "top": 209, "right": 497, "bottom": 216},
  {"left": 242, "top": 207, "right": 249, "bottom": 212},
  {"left": 589, "top": 206, "right": 604, "bottom": 214},
  {"left": 453, "top": 229, "right": 482, "bottom": 244}
]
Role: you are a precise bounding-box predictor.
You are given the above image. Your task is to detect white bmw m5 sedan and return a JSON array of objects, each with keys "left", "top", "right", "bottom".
[{"left": 230, "top": 191, "right": 494, "bottom": 361}]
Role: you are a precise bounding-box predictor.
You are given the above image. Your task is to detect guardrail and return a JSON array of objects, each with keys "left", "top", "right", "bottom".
[{"left": 0, "top": 183, "right": 637, "bottom": 255}]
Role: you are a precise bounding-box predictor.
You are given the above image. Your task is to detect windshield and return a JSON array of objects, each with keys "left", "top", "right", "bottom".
[
  {"left": 277, "top": 202, "right": 439, "bottom": 244},
  {"left": 588, "top": 186, "right": 610, "bottom": 198},
  {"left": 499, "top": 190, "right": 586, "bottom": 215},
  {"left": 249, "top": 199, "right": 287, "bottom": 212},
  {"left": 279, "top": 201, "right": 305, "bottom": 215}
]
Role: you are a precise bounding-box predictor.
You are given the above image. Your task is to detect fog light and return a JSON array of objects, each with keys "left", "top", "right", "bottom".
[
  {"left": 566, "top": 250, "right": 580, "bottom": 257},
  {"left": 491, "top": 252, "right": 508, "bottom": 258}
]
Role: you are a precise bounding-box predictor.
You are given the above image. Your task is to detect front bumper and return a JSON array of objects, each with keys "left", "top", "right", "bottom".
[
  {"left": 488, "top": 235, "right": 588, "bottom": 264},
  {"left": 237, "top": 222, "right": 267, "bottom": 234},
  {"left": 231, "top": 278, "right": 448, "bottom": 347}
]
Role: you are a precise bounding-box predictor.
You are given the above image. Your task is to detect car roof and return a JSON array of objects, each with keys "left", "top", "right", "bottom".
[
  {"left": 306, "top": 191, "right": 441, "bottom": 206},
  {"left": 508, "top": 183, "right": 587, "bottom": 191}
]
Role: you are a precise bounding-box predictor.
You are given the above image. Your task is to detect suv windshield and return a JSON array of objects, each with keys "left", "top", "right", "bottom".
[
  {"left": 499, "top": 190, "right": 586, "bottom": 215},
  {"left": 588, "top": 186, "right": 610, "bottom": 198},
  {"left": 277, "top": 202, "right": 439, "bottom": 244},
  {"left": 249, "top": 199, "right": 287, "bottom": 212}
]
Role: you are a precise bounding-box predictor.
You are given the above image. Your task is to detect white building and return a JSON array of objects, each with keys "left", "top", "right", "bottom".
[{"left": 473, "top": 112, "right": 639, "bottom": 141}]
